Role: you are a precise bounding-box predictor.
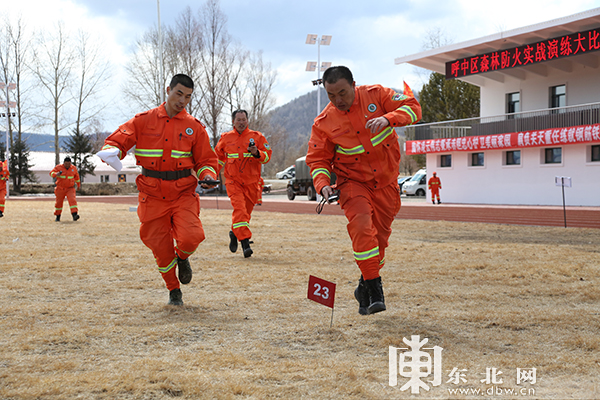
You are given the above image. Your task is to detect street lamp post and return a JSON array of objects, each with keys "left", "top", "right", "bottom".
[
  {"left": 306, "top": 34, "right": 332, "bottom": 116},
  {"left": 157, "top": 0, "right": 165, "bottom": 104},
  {"left": 0, "top": 81, "right": 16, "bottom": 198}
]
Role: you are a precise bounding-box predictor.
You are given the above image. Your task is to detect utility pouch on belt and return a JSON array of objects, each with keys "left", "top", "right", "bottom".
[{"left": 142, "top": 167, "right": 192, "bottom": 181}]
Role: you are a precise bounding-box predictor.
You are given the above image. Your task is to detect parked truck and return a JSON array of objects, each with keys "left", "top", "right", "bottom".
[{"left": 286, "top": 156, "right": 336, "bottom": 201}]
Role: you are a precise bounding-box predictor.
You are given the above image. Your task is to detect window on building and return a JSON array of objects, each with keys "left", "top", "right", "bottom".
[
  {"left": 440, "top": 154, "right": 452, "bottom": 167},
  {"left": 592, "top": 145, "right": 600, "bottom": 162},
  {"left": 550, "top": 85, "right": 566, "bottom": 108},
  {"left": 507, "top": 92, "right": 520, "bottom": 114},
  {"left": 471, "top": 152, "right": 484, "bottom": 167},
  {"left": 544, "top": 148, "right": 562, "bottom": 164},
  {"left": 506, "top": 150, "right": 521, "bottom": 165},
  {"left": 100, "top": 175, "right": 110, "bottom": 183}
]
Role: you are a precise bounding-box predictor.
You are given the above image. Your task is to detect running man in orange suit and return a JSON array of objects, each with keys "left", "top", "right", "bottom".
[
  {"left": 306, "top": 66, "right": 421, "bottom": 315},
  {"left": 428, "top": 172, "right": 442, "bottom": 204},
  {"left": 215, "top": 110, "right": 272, "bottom": 258},
  {"left": 50, "top": 156, "right": 81, "bottom": 222},
  {"left": 0, "top": 160, "right": 9, "bottom": 218},
  {"left": 100, "top": 74, "right": 219, "bottom": 306}
]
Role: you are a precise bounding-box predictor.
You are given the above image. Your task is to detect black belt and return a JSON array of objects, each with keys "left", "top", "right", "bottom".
[{"left": 141, "top": 167, "right": 192, "bottom": 181}]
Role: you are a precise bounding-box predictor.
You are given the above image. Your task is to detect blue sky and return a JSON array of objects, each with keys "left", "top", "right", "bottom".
[{"left": 3, "top": 0, "right": 600, "bottom": 131}]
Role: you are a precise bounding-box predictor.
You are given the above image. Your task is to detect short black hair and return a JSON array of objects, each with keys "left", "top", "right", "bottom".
[
  {"left": 322, "top": 66, "right": 353, "bottom": 86},
  {"left": 232, "top": 109, "right": 248, "bottom": 121},
  {"left": 169, "top": 74, "right": 194, "bottom": 90},
  {"left": 64, "top": 156, "right": 71, "bottom": 163}
]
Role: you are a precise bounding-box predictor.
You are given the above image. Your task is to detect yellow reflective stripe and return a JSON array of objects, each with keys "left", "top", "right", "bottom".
[
  {"left": 67, "top": 176, "right": 74, "bottom": 179},
  {"left": 371, "top": 127, "right": 393, "bottom": 147},
  {"left": 354, "top": 246, "right": 380, "bottom": 261},
  {"left": 227, "top": 153, "right": 239, "bottom": 158},
  {"left": 243, "top": 153, "right": 253, "bottom": 158},
  {"left": 398, "top": 105, "right": 418, "bottom": 125},
  {"left": 158, "top": 258, "right": 177, "bottom": 274},
  {"left": 311, "top": 168, "right": 331, "bottom": 180},
  {"left": 135, "top": 149, "right": 163, "bottom": 158},
  {"left": 336, "top": 143, "right": 365, "bottom": 155},
  {"left": 69, "top": 205, "right": 78, "bottom": 209},
  {"left": 218, "top": 160, "right": 225, "bottom": 166},
  {"left": 233, "top": 221, "right": 249, "bottom": 229},
  {"left": 261, "top": 152, "right": 270, "bottom": 164},
  {"left": 176, "top": 246, "right": 195, "bottom": 256},
  {"left": 197, "top": 166, "right": 216, "bottom": 177},
  {"left": 379, "top": 257, "right": 385, "bottom": 266},
  {"left": 171, "top": 150, "right": 192, "bottom": 159}
]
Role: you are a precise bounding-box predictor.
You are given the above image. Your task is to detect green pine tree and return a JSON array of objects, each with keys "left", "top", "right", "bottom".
[
  {"left": 65, "top": 128, "right": 96, "bottom": 183},
  {"left": 10, "top": 138, "right": 38, "bottom": 191},
  {"left": 419, "top": 72, "right": 480, "bottom": 123}
]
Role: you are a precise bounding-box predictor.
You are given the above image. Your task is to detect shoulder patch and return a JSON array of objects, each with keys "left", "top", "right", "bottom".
[{"left": 392, "top": 93, "right": 408, "bottom": 101}]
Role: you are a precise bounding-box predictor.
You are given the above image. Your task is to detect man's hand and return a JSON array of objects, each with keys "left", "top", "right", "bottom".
[
  {"left": 248, "top": 143, "right": 259, "bottom": 157},
  {"left": 365, "top": 116, "right": 390, "bottom": 134},
  {"left": 321, "top": 185, "right": 334, "bottom": 202}
]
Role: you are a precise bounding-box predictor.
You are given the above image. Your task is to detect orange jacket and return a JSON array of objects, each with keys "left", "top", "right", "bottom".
[
  {"left": 50, "top": 163, "right": 80, "bottom": 189},
  {"left": 428, "top": 176, "right": 441, "bottom": 190},
  {"left": 0, "top": 160, "right": 9, "bottom": 181},
  {"left": 103, "top": 104, "right": 218, "bottom": 201},
  {"left": 215, "top": 127, "right": 272, "bottom": 184},
  {"left": 306, "top": 84, "right": 421, "bottom": 194}
]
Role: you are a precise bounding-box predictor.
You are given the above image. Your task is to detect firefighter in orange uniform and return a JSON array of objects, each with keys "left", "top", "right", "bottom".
[
  {"left": 101, "top": 74, "right": 219, "bottom": 306},
  {"left": 0, "top": 160, "right": 9, "bottom": 218},
  {"left": 50, "top": 156, "right": 81, "bottom": 222},
  {"left": 428, "top": 172, "right": 442, "bottom": 204},
  {"left": 215, "top": 110, "right": 272, "bottom": 258},
  {"left": 306, "top": 66, "right": 421, "bottom": 315}
]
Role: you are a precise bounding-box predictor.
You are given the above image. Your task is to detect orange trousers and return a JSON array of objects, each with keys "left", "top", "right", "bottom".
[
  {"left": 0, "top": 184, "right": 6, "bottom": 213},
  {"left": 137, "top": 192, "right": 205, "bottom": 291},
  {"left": 54, "top": 186, "right": 78, "bottom": 215},
  {"left": 339, "top": 181, "right": 401, "bottom": 281},
  {"left": 226, "top": 180, "right": 260, "bottom": 241},
  {"left": 430, "top": 188, "right": 440, "bottom": 202}
]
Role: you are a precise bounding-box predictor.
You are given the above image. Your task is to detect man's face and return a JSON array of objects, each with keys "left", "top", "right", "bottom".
[
  {"left": 324, "top": 78, "right": 356, "bottom": 112},
  {"left": 165, "top": 83, "right": 193, "bottom": 115},
  {"left": 233, "top": 112, "right": 248, "bottom": 133},
  {"left": 64, "top": 161, "right": 71, "bottom": 169}
]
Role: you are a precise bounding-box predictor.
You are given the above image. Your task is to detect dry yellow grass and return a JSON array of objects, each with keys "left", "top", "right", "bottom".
[{"left": 1, "top": 200, "right": 599, "bottom": 399}]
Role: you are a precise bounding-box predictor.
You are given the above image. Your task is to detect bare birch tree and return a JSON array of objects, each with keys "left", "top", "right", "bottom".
[{"left": 31, "top": 22, "right": 75, "bottom": 165}]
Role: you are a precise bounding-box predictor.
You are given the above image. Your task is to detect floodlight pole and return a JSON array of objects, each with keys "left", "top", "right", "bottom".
[
  {"left": 1, "top": 81, "right": 14, "bottom": 198},
  {"left": 306, "top": 34, "right": 332, "bottom": 117},
  {"left": 157, "top": 0, "right": 165, "bottom": 104}
]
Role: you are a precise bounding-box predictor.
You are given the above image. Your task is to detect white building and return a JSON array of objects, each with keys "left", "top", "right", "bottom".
[
  {"left": 30, "top": 152, "right": 140, "bottom": 184},
  {"left": 395, "top": 8, "right": 600, "bottom": 206}
]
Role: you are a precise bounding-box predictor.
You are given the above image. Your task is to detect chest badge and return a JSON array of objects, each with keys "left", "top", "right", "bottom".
[
  {"left": 186, "top": 128, "right": 194, "bottom": 136},
  {"left": 367, "top": 103, "right": 377, "bottom": 113}
]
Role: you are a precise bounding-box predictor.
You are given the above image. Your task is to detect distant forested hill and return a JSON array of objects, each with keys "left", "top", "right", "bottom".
[{"left": 0, "top": 132, "right": 68, "bottom": 152}]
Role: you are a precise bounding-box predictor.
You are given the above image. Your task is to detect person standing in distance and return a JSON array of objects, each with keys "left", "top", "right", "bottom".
[
  {"left": 306, "top": 66, "right": 422, "bottom": 315},
  {"left": 0, "top": 160, "right": 9, "bottom": 218},
  {"left": 428, "top": 172, "right": 442, "bottom": 204},
  {"left": 50, "top": 156, "right": 81, "bottom": 222},
  {"left": 215, "top": 110, "right": 272, "bottom": 258},
  {"left": 100, "top": 74, "right": 219, "bottom": 306}
]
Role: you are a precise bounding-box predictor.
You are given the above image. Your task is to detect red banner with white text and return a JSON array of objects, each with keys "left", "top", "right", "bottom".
[{"left": 405, "top": 123, "right": 600, "bottom": 155}]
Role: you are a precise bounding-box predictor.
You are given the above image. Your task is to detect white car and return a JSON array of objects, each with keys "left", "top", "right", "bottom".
[
  {"left": 276, "top": 166, "right": 295, "bottom": 179},
  {"left": 402, "top": 169, "right": 427, "bottom": 196}
]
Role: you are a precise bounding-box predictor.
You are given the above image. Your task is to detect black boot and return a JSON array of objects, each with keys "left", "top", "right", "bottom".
[
  {"left": 0, "top": 210, "right": 3, "bottom": 218},
  {"left": 168, "top": 288, "right": 183, "bottom": 305},
  {"left": 364, "top": 276, "right": 386, "bottom": 314},
  {"left": 72, "top": 212, "right": 80, "bottom": 221},
  {"left": 229, "top": 230, "right": 238, "bottom": 253},
  {"left": 354, "top": 276, "right": 370, "bottom": 315},
  {"left": 177, "top": 257, "right": 192, "bottom": 284},
  {"left": 55, "top": 215, "right": 61, "bottom": 222},
  {"left": 241, "top": 238, "right": 253, "bottom": 258}
]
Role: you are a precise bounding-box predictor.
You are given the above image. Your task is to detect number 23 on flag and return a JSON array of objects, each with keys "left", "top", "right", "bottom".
[{"left": 307, "top": 275, "right": 336, "bottom": 309}]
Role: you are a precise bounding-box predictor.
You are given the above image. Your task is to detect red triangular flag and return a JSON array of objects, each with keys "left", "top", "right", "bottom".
[{"left": 403, "top": 81, "right": 414, "bottom": 97}]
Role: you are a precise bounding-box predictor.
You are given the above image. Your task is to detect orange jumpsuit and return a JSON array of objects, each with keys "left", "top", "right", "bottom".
[
  {"left": 103, "top": 104, "right": 218, "bottom": 291},
  {"left": 215, "top": 127, "right": 272, "bottom": 241},
  {"left": 428, "top": 176, "right": 441, "bottom": 203},
  {"left": 306, "top": 84, "right": 421, "bottom": 280},
  {"left": 50, "top": 163, "right": 80, "bottom": 216},
  {"left": 0, "top": 160, "right": 9, "bottom": 214}
]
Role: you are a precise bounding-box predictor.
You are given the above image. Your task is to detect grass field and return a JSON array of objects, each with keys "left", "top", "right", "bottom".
[{"left": 1, "top": 200, "right": 599, "bottom": 399}]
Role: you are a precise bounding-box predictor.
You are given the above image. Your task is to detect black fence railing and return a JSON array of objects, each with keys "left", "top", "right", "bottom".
[{"left": 406, "top": 102, "right": 600, "bottom": 141}]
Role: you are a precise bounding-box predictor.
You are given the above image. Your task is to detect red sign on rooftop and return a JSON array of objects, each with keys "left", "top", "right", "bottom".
[{"left": 446, "top": 27, "right": 600, "bottom": 79}]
